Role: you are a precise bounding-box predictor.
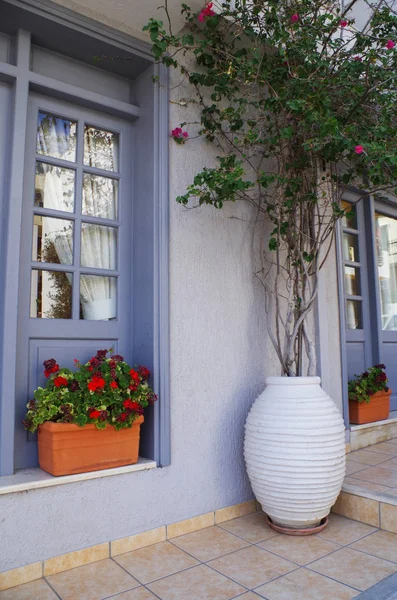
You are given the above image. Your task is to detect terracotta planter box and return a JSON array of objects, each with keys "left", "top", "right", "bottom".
[
  {"left": 349, "top": 390, "right": 391, "bottom": 425},
  {"left": 38, "top": 416, "right": 144, "bottom": 476}
]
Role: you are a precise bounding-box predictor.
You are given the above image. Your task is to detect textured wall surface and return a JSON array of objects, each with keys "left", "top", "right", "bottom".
[
  {"left": 0, "top": 1, "right": 345, "bottom": 571},
  {"left": 0, "top": 62, "right": 270, "bottom": 571}
]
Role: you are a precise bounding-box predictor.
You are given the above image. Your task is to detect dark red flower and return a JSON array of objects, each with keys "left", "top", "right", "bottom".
[
  {"left": 111, "top": 354, "right": 124, "bottom": 363},
  {"left": 54, "top": 376, "right": 68, "bottom": 388},
  {"left": 129, "top": 383, "right": 138, "bottom": 392},
  {"left": 375, "top": 364, "right": 386, "bottom": 370},
  {"left": 96, "top": 349, "right": 108, "bottom": 361},
  {"left": 69, "top": 380, "right": 80, "bottom": 392},
  {"left": 117, "top": 412, "right": 128, "bottom": 422},
  {"left": 138, "top": 366, "right": 151, "bottom": 380}
]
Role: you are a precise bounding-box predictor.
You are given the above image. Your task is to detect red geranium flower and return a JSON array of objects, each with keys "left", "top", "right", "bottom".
[
  {"left": 130, "top": 369, "right": 140, "bottom": 382},
  {"left": 129, "top": 383, "right": 138, "bottom": 392},
  {"left": 89, "top": 409, "right": 101, "bottom": 419},
  {"left": 54, "top": 376, "right": 68, "bottom": 388},
  {"left": 87, "top": 377, "right": 106, "bottom": 392},
  {"left": 110, "top": 381, "right": 118, "bottom": 389}
]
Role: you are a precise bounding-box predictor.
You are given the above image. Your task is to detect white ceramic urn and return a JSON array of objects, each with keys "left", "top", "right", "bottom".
[{"left": 244, "top": 376, "right": 346, "bottom": 529}]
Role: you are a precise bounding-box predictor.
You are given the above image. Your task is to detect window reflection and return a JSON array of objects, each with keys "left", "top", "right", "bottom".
[
  {"left": 82, "top": 174, "right": 118, "bottom": 220},
  {"left": 35, "top": 162, "right": 75, "bottom": 213},
  {"left": 80, "top": 275, "right": 116, "bottom": 321},
  {"left": 31, "top": 269, "right": 72, "bottom": 319},
  {"left": 376, "top": 212, "right": 397, "bottom": 330},
  {"left": 37, "top": 112, "right": 76, "bottom": 162},
  {"left": 346, "top": 300, "right": 362, "bottom": 330},
  {"left": 32, "top": 216, "right": 73, "bottom": 265},
  {"left": 84, "top": 126, "right": 118, "bottom": 172}
]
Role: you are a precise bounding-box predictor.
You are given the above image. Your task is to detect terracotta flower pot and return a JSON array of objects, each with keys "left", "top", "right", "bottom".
[
  {"left": 38, "top": 416, "right": 144, "bottom": 476},
  {"left": 349, "top": 390, "right": 391, "bottom": 425}
]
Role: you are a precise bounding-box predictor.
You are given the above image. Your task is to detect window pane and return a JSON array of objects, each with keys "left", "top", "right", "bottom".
[
  {"left": 31, "top": 269, "right": 72, "bottom": 319},
  {"left": 346, "top": 300, "right": 362, "bottom": 330},
  {"left": 32, "top": 216, "right": 74, "bottom": 265},
  {"left": 375, "top": 212, "right": 397, "bottom": 330},
  {"left": 84, "top": 126, "right": 118, "bottom": 172},
  {"left": 37, "top": 112, "right": 76, "bottom": 162},
  {"left": 35, "top": 162, "right": 75, "bottom": 213},
  {"left": 82, "top": 174, "right": 118, "bottom": 220},
  {"left": 80, "top": 275, "right": 116, "bottom": 320},
  {"left": 341, "top": 200, "right": 357, "bottom": 229},
  {"left": 343, "top": 232, "right": 359, "bottom": 263},
  {"left": 80, "top": 223, "right": 117, "bottom": 269},
  {"left": 344, "top": 266, "right": 361, "bottom": 296}
]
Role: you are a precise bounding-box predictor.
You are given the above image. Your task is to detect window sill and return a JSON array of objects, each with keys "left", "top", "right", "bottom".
[{"left": 0, "top": 457, "right": 157, "bottom": 495}]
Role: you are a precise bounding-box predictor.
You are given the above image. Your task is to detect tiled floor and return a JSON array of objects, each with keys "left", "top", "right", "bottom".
[
  {"left": 345, "top": 438, "right": 397, "bottom": 497},
  {"left": 2, "top": 511, "right": 397, "bottom": 599}
]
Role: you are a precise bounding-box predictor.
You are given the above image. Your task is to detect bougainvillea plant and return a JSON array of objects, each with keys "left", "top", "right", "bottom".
[
  {"left": 348, "top": 364, "right": 389, "bottom": 403},
  {"left": 23, "top": 350, "right": 157, "bottom": 432},
  {"left": 144, "top": 0, "right": 397, "bottom": 376}
]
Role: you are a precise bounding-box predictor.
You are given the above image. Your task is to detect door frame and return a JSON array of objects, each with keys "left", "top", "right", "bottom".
[{"left": 0, "top": 5, "right": 170, "bottom": 476}]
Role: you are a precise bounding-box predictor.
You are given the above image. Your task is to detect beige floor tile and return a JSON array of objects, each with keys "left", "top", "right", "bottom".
[
  {"left": 258, "top": 533, "right": 339, "bottom": 565},
  {"left": 147, "top": 564, "right": 245, "bottom": 600},
  {"left": 317, "top": 514, "right": 377, "bottom": 545},
  {"left": 170, "top": 526, "right": 249, "bottom": 562},
  {"left": 379, "top": 457, "right": 397, "bottom": 471},
  {"left": 46, "top": 558, "right": 139, "bottom": 600},
  {"left": 350, "top": 530, "right": 397, "bottom": 563},
  {"left": 332, "top": 491, "right": 380, "bottom": 526},
  {"left": 233, "top": 594, "right": 263, "bottom": 600},
  {"left": 347, "top": 449, "right": 392, "bottom": 466},
  {"left": 309, "top": 547, "right": 397, "bottom": 591},
  {"left": 111, "top": 588, "right": 159, "bottom": 600},
  {"left": 218, "top": 512, "right": 277, "bottom": 543},
  {"left": 345, "top": 462, "right": 368, "bottom": 476},
  {"left": 380, "top": 503, "right": 397, "bottom": 534},
  {"left": 344, "top": 477, "right": 391, "bottom": 492},
  {"left": 348, "top": 466, "right": 397, "bottom": 487},
  {"left": 0, "top": 579, "right": 58, "bottom": 600},
  {"left": 114, "top": 541, "right": 198, "bottom": 584},
  {"left": 365, "top": 442, "right": 397, "bottom": 455},
  {"left": 207, "top": 545, "right": 296, "bottom": 588},
  {"left": 255, "top": 567, "right": 358, "bottom": 600}
]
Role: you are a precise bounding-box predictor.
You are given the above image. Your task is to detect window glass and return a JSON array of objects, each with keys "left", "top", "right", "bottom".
[
  {"left": 84, "top": 126, "right": 119, "bottom": 172},
  {"left": 80, "top": 223, "right": 117, "bottom": 269},
  {"left": 80, "top": 275, "right": 116, "bottom": 320},
  {"left": 35, "top": 163, "right": 75, "bottom": 212},
  {"left": 82, "top": 174, "right": 118, "bottom": 220},
  {"left": 376, "top": 212, "right": 397, "bottom": 330},
  {"left": 346, "top": 300, "right": 362, "bottom": 330},
  {"left": 31, "top": 269, "right": 72, "bottom": 319},
  {"left": 344, "top": 266, "right": 361, "bottom": 296},
  {"left": 341, "top": 200, "right": 357, "bottom": 229},
  {"left": 343, "top": 233, "right": 359, "bottom": 263},
  {"left": 37, "top": 112, "right": 76, "bottom": 162},
  {"left": 32, "top": 216, "right": 74, "bottom": 265}
]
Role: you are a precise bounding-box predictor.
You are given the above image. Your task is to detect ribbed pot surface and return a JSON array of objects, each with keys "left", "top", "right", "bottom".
[{"left": 244, "top": 376, "right": 346, "bottom": 528}]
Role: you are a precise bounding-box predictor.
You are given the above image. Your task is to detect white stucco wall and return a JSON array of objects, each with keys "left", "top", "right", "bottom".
[{"left": 0, "top": 0, "right": 345, "bottom": 571}]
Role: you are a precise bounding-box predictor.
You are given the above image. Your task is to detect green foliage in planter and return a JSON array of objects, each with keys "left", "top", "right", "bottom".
[
  {"left": 348, "top": 364, "right": 389, "bottom": 403},
  {"left": 144, "top": 0, "right": 397, "bottom": 376},
  {"left": 23, "top": 350, "right": 157, "bottom": 432}
]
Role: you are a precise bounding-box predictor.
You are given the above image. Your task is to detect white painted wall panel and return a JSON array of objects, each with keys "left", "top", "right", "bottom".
[{"left": 31, "top": 46, "right": 132, "bottom": 103}]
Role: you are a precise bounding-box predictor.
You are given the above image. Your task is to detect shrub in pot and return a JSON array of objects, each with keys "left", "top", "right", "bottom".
[
  {"left": 23, "top": 350, "right": 157, "bottom": 476},
  {"left": 145, "top": 0, "right": 397, "bottom": 532},
  {"left": 348, "top": 364, "right": 391, "bottom": 425}
]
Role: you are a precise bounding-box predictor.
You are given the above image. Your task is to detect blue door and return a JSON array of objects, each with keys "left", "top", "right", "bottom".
[{"left": 15, "top": 94, "right": 133, "bottom": 468}]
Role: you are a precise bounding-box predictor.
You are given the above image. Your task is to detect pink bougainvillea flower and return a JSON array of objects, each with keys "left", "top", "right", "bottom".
[
  {"left": 198, "top": 2, "right": 215, "bottom": 22},
  {"left": 290, "top": 13, "right": 299, "bottom": 23},
  {"left": 386, "top": 40, "right": 395, "bottom": 49},
  {"left": 340, "top": 19, "right": 348, "bottom": 27},
  {"left": 353, "top": 56, "right": 362, "bottom": 62},
  {"left": 171, "top": 126, "right": 189, "bottom": 144},
  {"left": 355, "top": 145, "right": 364, "bottom": 155}
]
